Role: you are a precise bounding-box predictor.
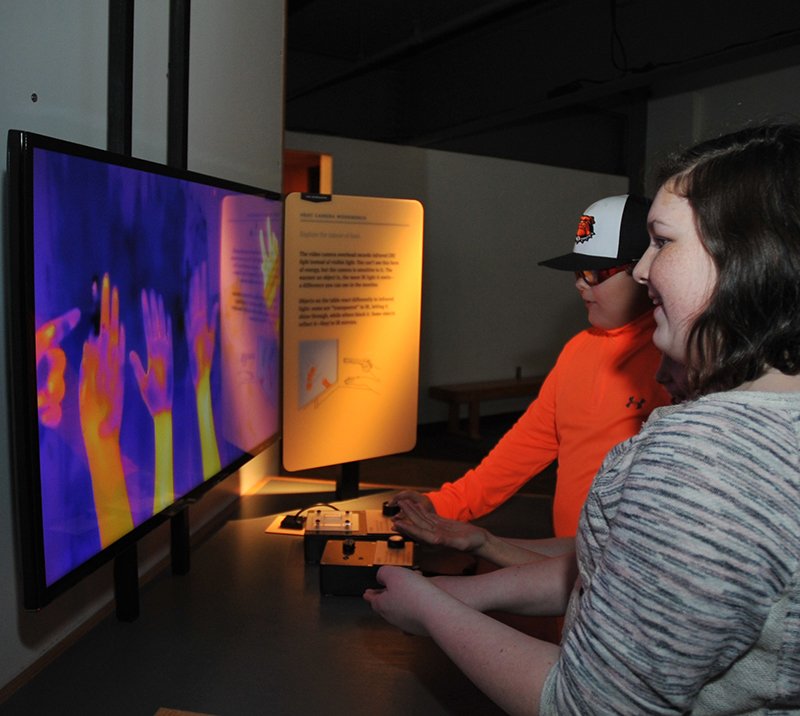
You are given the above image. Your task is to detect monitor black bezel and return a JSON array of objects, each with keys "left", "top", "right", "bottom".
[{"left": 6, "top": 129, "right": 282, "bottom": 609}]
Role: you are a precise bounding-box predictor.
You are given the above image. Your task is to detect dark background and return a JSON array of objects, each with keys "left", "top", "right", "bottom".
[{"left": 286, "top": 0, "right": 800, "bottom": 191}]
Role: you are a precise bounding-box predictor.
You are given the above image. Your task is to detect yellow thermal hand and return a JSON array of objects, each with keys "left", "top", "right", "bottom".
[
  {"left": 260, "top": 217, "right": 280, "bottom": 308},
  {"left": 186, "top": 263, "right": 220, "bottom": 479},
  {"left": 151, "top": 411, "right": 174, "bottom": 514},
  {"left": 259, "top": 219, "right": 281, "bottom": 338},
  {"left": 129, "top": 289, "right": 175, "bottom": 514},
  {"left": 79, "top": 274, "right": 133, "bottom": 547},
  {"left": 35, "top": 307, "right": 81, "bottom": 427},
  {"left": 187, "top": 262, "right": 218, "bottom": 389}
]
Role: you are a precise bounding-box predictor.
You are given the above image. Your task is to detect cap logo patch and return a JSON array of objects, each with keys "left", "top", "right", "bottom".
[{"left": 575, "top": 214, "right": 595, "bottom": 244}]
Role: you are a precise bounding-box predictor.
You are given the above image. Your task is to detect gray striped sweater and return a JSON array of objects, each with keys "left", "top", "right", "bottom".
[{"left": 541, "top": 391, "right": 800, "bottom": 715}]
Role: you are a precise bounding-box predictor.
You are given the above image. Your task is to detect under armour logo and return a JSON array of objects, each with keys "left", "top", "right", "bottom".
[{"left": 626, "top": 396, "right": 646, "bottom": 409}]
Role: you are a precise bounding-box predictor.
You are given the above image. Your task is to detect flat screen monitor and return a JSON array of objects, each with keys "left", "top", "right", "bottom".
[{"left": 6, "top": 130, "right": 283, "bottom": 609}]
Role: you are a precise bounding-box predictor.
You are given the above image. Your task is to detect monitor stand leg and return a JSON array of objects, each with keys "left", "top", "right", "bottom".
[
  {"left": 114, "top": 543, "right": 139, "bottom": 622},
  {"left": 171, "top": 507, "right": 190, "bottom": 575},
  {"left": 337, "top": 461, "right": 359, "bottom": 500}
]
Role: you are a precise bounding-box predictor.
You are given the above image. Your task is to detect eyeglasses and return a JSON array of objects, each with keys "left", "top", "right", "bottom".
[{"left": 574, "top": 262, "right": 636, "bottom": 287}]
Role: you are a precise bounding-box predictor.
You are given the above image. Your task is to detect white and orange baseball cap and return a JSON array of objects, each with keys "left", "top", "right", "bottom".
[{"left": 538, "top": 194, "right": 651, "bottom": 271}]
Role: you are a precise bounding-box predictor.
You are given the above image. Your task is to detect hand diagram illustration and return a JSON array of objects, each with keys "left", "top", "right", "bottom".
[
  {"left": 186, "top": 262, "right": 221, "bottom": 479},
  {"left": 130, "top": 289, "right": 175, "bottom": 514},
  {"left": 343, "top": 356, "right": 381, "bottom": 393},
  {"left": 35, "top": 307, "right": 80, "bottom": 427},
  {"left": 78, "top": 274, "right": 133, "bottom": 546}
]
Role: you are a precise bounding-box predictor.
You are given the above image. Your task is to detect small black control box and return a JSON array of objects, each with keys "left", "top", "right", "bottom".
[{"left": 319, "top": 537, "right": 415, "bottom": 596}]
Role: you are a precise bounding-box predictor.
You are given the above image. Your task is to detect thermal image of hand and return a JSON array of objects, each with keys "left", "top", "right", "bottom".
[
  {"left": 130, "top": 289, "right": 174, "bottom": 414},
  {"left": 259, "top": 217, "right": 281, "bottom": 337},
  {"left": 186, "top": 262, "right": 221, "bottom": 479},
  {"left": 130, "top": 289, "right": 174, "bottom": 514},
  {"left": 187, "top": 262, "right": 219, "bottom": 391},
  {"left": 35, "top": 307, "right": 80, "bottom": 427},
  {"left": 79, "top": 274, "right": 133, "bottom": 547},
  {"left": 259, "top": 217, "right": 279, "bottom": 309}
]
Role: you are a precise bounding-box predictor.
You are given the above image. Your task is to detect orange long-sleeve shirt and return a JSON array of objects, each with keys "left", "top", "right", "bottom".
[{"left": 427, "top": 311, "right": 671, "bottom": 537}]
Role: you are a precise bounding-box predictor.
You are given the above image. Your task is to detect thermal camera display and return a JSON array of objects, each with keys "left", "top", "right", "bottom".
[{"left": 30, "top": 146, "right": 282, "bottom": 585}]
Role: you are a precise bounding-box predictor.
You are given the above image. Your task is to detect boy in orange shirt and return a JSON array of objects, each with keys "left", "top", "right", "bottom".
[{"left": 393, "top": 195, "right": 672, "bottom": 552}]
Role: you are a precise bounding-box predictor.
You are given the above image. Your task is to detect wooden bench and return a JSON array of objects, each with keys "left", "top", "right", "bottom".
[{"left": 429, "top": 374, "right": 546, "bottom": 440}]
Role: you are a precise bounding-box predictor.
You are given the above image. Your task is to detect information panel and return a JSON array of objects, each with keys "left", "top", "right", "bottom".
[{"left": 283, "top": 193, "right": 424, "bottom": 471}]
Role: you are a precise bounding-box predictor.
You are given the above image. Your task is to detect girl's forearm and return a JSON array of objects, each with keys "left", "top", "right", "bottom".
[
  {"left": 475, "top": 533, "right": 575, "bottom": 567},
  {"left": 434, "top": 552, "right": 578, "bottom": 616},
  {"left": 421, "top": 587, "right": 559, "bottom": 716}
]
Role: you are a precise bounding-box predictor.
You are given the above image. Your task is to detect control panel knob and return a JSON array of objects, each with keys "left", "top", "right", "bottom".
[
  {"left": 342, "top": 539, "right": 356, "bottom": 556},
  {"left": 382, "top": 501, "right": 400, "bottom": 517},
  {"left": 387, "top": 534, "right": 405, "bottom": 549}
]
